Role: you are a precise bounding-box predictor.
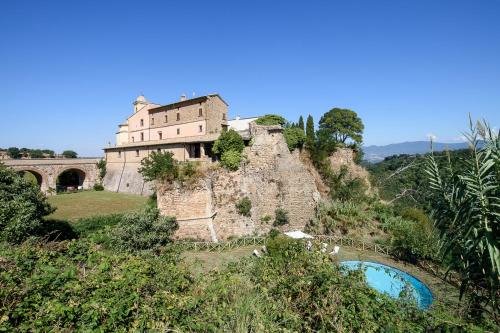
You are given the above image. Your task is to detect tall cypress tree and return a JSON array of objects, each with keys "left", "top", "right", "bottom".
[
  {"left": 298, "top": 116, "right": 305, "bottom": 132},
  {"left": 306, "top": 115, "right": 315, "bottom": 144}
]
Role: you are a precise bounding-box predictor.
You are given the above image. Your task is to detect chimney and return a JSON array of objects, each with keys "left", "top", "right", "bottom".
[{"left": 180, "top": 94, "right": 187, "bottom": 101}]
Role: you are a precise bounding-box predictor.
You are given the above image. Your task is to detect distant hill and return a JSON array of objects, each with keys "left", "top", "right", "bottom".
[{"left": 363, "top": 141, "right": 470, "bottom": 163}]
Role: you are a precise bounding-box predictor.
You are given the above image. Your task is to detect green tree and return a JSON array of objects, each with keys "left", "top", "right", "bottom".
[
  {"left": 96, "top": 159, "right": 106, "bottom": 182},
  {"left": 298, "top": 116, "right": 305, "bottom": 132},
  {"left": 138, "top": 151, "right": 179, "bottom": 182},
  {"left": 7, "top": 147, "right": 20, "bottom": 159},
  {"left": 425, "top": 119, "right": 499, "bottom": 319},
  {"left": 283, "top": 127, "right": 306, "bottom": 151},
  {"left": 255, "top": 114, "right": 286, "bottom": 126},
  {"left": 212, "top": 129, "right": 244, "bottom": 156},
  {"left": 306, "top": 115, "right": 315, "bottom": 146},
  {"left": 318, "top": 108, "right": 364, "bottom": 145},
  {"left": 62, "top": 150, "right": 78, "bottom": 158},
  {"left": 29, "top": 149, "right": 44, "bottom": 158},
  {"left": 0, "top": 164, "right": 54, "bottom": 243}
]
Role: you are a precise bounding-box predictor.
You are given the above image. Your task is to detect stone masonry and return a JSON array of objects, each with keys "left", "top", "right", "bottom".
[{"left": 157, "top": 123, "right": 321, "bottom": 241}]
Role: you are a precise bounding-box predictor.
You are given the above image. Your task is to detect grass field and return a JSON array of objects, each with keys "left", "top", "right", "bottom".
[{"left": 47, "top": 190, "right": 148, "bottom": 221}]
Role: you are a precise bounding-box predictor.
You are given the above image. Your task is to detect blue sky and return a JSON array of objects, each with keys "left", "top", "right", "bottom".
[{"left": 1, "top": 0, "right": 499, "bottom": 156}]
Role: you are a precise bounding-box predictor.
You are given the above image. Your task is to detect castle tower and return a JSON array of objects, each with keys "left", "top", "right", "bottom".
[{"left": 133, "top": 95, "right": 148, "bottom": 113}]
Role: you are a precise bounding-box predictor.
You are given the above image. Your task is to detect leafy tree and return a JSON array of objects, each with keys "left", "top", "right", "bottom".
[
  {"left": 221, "top": 150, "right": 242, "bottom": 171},
  {"left": 306, "top": 115, "right": 315, "bottom": 146},
  {"left": 213, "top": 129, "right": 244, "bottom": 156},
  {"left": 283, "top": 127, "right": 306, "bottom": 151},
  {"left": 138, "top": 151, "right": 179, "bottom": 182},
  {"left": 62, "top": 150, "right": 78, "bottom": 158},
  {"left": 96, "top": 159, "right": 106, "bottom": 181},
  {"left": 29, "top": 149, "right": 44, "bottom": 158},
  {"left": 298, "top": 115, "right": 305, "bottom": 132},
  {"left": 7, "top": 147, "right": 21, "bottom": 159},
  {"left": 255, "top": 114, "right": 286, "bottom": 126},
  {"left": 425, "top": 119, "right": 499, "bottom": 319},
  {"left": 0, "top": 164, "right": 55, "bottom": 243},
  {"left": 110, "top": 207, "right": 178, "bottom": 251},
  {"left": 41, "top": 149, "right": 55, "bottom": 158},
  {"left": 318, "top": 108, "right": 364, "bottom": 145}
]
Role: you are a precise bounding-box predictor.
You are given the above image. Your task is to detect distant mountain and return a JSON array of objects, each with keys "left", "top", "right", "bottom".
[{"left": 363, "top": 141, "right": 470, "bottom": 163}]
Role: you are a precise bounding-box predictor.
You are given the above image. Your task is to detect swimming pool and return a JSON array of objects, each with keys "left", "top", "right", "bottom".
[{"left": 341, "top": 261, "right": 433, "bottom": 309}]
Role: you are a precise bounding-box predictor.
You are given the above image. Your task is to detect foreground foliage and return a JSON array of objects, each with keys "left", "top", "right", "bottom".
[
  {"left": 425, "top": 120, "right": 499, "bottom": 321},
  {"left": 0, "top": 164, "right": 54, "bottom": 243},
  {"left": 1, "top": 235, "right": 490, "bottom": 332}
]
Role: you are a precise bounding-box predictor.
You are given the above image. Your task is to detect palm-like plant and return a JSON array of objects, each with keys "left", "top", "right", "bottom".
[{"left": 425, "top": 118, "right": 499, "bottom": 320}]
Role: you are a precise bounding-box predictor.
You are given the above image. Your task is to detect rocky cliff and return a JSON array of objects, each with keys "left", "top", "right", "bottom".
[{"left": 157, "top": 124, "right": 321, "bottom": 241}]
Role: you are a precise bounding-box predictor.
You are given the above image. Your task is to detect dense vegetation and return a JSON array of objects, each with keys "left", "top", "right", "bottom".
[
  {"left": 212, "top": 129, "right": 245, "bottom": 170},
  {"left": 3, "top": 147, "right": 57, "bottom": 159}
]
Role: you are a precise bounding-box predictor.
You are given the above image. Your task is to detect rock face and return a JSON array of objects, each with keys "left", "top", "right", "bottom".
[
  {"left": 157, "top": 124, "right": 321, "bottom": 241},
  {"left": 328, "top": 148, "right": 371, "bottom": 191}
]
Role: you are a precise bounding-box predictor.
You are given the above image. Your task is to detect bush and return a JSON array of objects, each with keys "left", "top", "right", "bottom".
[
  {"left": 235, "top": 197, "right": 252, "bottom": 216},
  {"left": 93, "top": 183, "right": 104, "bottom": 191},
  {"left": 255, "top": 114, "right": 286, "bottom": 126},
  {"left": 283, "top": 127, "right": 306, "bottom": 151},
  {"left": 0, "top": 164, "right": 54, "bottom": 243},
  {"left": 273, "top": 208, "right": 289, "bottom": 226},
  {"left": 72, "top": 214, "right": 123, "bottom": 238},
  {"left": 110, "top": 207, "right": 178, "bottom": 251},
  {"left": 213, "top": 129, "right": 244, "bottom": 156},
  {"left": 221, "top": 150, "right": 242, "bottom": 170},
  {"left": 260, "top": 215, "right": 272, "bottom": 223},
  {"left": 138, "top": 151, "right": 179, "bottom": 182}
]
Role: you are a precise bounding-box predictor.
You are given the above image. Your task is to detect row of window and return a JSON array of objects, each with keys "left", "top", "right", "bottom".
[
  {"left": 130, "top": 125, "right": 204, "bottom": 143},
  {"left": 139, "top": 110, "right": 225, "bottom": 127}
]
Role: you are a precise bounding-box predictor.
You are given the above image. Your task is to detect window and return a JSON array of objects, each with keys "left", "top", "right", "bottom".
[
  {"left": 135, "top": 149, "right": 139, "bottom": 157},
  {"left": 157, "top": 148, "right": 161, "bottom": 153},
  {"left": 176, "top": 113, "right": 180, "bottom": 121},
  {"left": 118, "top": 151, "right": 121, "bottom": 158},
  {"left": 198, "top": 108, "right": 203, "bottom": 117},
  {"left": 158, "top": 131, "right": 162, "bottom": 140},
  {"left": 222, "top": 113, "right": 226, "bottom": 120},
  {"left": 140, "top": 132, "right": 144, "bottom": 141},
  {"left": 132, "top": 136, "right": 135, "bottom": 142},
  {"left": 199, "top": 125, "right": 203, "bottom": 133},
  {"left": 164, "top": 115, "right": 168, "bottom": 123},
  {"left": 140, "top": 119, "right": 144, "bottom": 126},
  {"left": 177, "top": 128, "right": 180, "bottom": 135},
  {"left": 151, "top": 118, "right": 155, "bottom": 125}
]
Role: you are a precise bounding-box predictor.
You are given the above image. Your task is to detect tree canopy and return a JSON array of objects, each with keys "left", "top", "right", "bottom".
[
  {"left": 255, "top": 114, "right": 286, "bottom": 126},
  {"left": 318, "top": 108, "right": 364, "bottom": 145},
  {"left": 62, "top": 150, "right": 78, "bottom": 158}
]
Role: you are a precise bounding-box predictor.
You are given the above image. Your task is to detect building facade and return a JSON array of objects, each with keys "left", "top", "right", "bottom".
[{"left": 103, "top": 94, "right": 231, "bottom": 195}]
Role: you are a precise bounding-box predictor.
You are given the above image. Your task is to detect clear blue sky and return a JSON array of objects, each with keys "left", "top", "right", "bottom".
[{"left": 1, "top": 0, "right": 499, "bottom": 156}]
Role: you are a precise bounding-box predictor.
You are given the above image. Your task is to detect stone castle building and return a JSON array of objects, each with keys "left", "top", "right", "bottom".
[{"left": 103, "top": 94, "right": 254, "bottom": 195}]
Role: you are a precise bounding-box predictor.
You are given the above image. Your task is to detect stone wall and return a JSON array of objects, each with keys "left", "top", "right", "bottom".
[
  {"left": 328, "top": 148, "right": 371, "bottom": 191},
  {"left": 157, "top": 123, "right": 321, "bottom": 241}
]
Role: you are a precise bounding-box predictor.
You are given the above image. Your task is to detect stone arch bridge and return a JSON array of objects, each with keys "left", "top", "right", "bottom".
[{"left": 2, "top": 158, "right": 100, "bottom": 194}]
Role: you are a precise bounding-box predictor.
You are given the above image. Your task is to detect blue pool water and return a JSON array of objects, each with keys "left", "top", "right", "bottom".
[{"left": 341, "top": 261, "right": 433, "bottom": 309}]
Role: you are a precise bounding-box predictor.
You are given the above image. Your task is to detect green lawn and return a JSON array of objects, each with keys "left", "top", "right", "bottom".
[{"left": 47, "top": 190, "right": 148, "bottom": 221}]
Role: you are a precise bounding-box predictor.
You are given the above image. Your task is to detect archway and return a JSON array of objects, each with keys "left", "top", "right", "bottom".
[
  {"left": 18, "top": 170, "right": 44, "bottom": 188},
  {"left": 57, "top": 168, "right": 86, "bottom": 192}
]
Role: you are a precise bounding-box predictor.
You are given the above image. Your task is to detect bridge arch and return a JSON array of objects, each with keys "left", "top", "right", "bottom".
[
  {"left": 16, "top": 168, "right": 48, "bottom": 192},
  {"left": 56, "top": 167, "right": 88, "bottom": 191}
]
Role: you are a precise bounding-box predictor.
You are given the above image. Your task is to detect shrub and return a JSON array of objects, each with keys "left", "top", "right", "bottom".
[
  {"left": 96, "top": 159, "right": 106, "bottom": 180},
  {"left": 110, "top": 207, "right": 178, "bottom": 251},
  {"left": 138, "top": 151, "right": 179, "bottom": 182},
  {"left": 273, "top": 208, "right": 289, "bottom": 226},
  {"left": 283, "top": 127, "right": 306, "bottom": 151},
  {"left": 255, "top": 114, "right": 286, "bottom": 126},
  {"left": 213, "top": 129, "right": 244, "bottom": 156},
  {"left": 0, "top": 164, "right": 54, "bottom": 243},
  {"left": 235, "top": 197, "right": 252, "bottom": 216},
  {"left": 260, "top": 215, "right": 272, "bottom": 223},
  {"left": 221, "top": 150, "right": 242, "bottom": 171},
  {"left": 73, "top": 214, "right": 124, "bottom": 238},
  {"left": 93, "top": 183, "right": 104, "bottom": 191}
]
